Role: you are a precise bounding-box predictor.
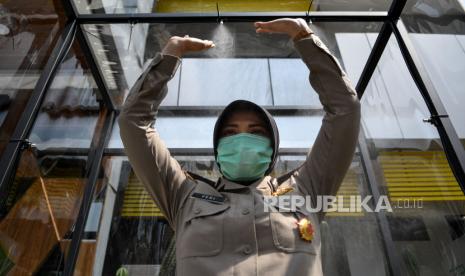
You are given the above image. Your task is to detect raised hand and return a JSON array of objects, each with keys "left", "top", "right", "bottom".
[
  {"left": 254, "top": 18, "right": 313, "bottom": 40},
  {"left": 162, "top": 35, "right": 215, "bottom": 57}
]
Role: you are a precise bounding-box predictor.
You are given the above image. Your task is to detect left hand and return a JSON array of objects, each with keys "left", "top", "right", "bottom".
[{"left": 254, "top": 18, "right": 313, "bottom": 40}]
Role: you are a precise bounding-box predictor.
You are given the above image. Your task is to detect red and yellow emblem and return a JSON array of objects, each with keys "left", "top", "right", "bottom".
[{"left": 296, "top": 218, "right": 314, "bottom": 242}]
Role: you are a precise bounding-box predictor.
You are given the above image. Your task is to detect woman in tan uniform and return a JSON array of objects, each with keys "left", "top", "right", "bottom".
[{"left": 119, "top": 18, "right": 361, "bottom": 276}]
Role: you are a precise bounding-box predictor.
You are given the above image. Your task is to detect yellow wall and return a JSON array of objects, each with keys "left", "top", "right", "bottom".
[{"left": 155, "top": 0, "right": 314, "bottom": 13}]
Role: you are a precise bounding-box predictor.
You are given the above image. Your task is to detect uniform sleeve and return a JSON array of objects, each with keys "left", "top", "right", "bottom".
[
  {"left": 118, "top": 53, "right": 192, "bottom": 229},
  {"left": 293, "top": 34, "right": 361, "bottom": 201}
]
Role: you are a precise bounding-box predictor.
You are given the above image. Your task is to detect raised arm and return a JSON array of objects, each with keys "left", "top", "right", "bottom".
[
  {"left": 255, "top": 19, "right": 361, "bottom": 199},
  {"left": 118, "top": 36, "right": 215, "bottom": 228}
]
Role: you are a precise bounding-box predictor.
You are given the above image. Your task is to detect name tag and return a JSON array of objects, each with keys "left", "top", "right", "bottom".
[{"left": 191, "top": 192, "right": 225, "bottom": 204}]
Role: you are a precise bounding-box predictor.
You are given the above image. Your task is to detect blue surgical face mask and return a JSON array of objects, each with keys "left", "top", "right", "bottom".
[{"left": 216, "top": 133, "right": 273, "bottom": 182}]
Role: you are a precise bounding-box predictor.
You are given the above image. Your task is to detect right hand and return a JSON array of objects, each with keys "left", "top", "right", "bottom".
[
  {"left": 162, "top": 35, "right": 215, "bottom": 58},
  {"left": 254, "top": 18, "right": 313, "bottom": 40}
]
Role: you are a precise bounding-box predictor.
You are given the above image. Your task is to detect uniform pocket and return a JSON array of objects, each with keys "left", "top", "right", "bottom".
[
  {"left": 269, "top": 208, "right": 320, "bottom": 254},
  {"left": 177, "top": 199, "right": 230, "bottom": 259}
]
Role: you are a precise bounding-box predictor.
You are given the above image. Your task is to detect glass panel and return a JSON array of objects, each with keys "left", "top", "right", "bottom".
[
  {"left": 401, "top": 1, "right": 465, "bottom": 149},
  {"left": 83, "top": 22, "right": 381, "bottom": 108},
  {"left": 0, "top": 0, "right": 64, "bottom": 156},
  {"left": 178, "top": 58, "right": 272, "bottom": 106},
  {"left": 0, "top": 148, "right": 88, "bottom": 275},
  {"left": 28, "top": 40, "right": 101, "bottom": 150},
  {"left": 82, "top": 153, "right": 389, "bottom": 275},
  {"left": 270, "top": 59, "right": 322, "bottom": 107},
  {"left": 320, "top": 156, "right": 390, "bottom": 276},
  {"left": 74, "top": 0, "right": 392, "bottom": 14},
  {"left": 358, "top": 34, "right": 465, "bottom": 275},
  {"left": 110, "top": 114, "right": 324, "bottom": 149}
]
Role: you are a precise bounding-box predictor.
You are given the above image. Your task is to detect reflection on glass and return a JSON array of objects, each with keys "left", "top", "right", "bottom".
[
  {"left": 28, "top": 42, "right": 100, "bottom": 150},
  {"left": 402, "top": 0, "right": 465, "bottom": 34},
  {"left": 80, "top": 156, "right": 174, "bottom": 275},
  {"left": 0, "top": 148, "right": 88, "bottom": 274},
  {"left": 74, "top": 158, "right": 107, "bottom": 275},
  {"left": 410, "top": 32, "right": 465, "bottom": 150},
  {"left": 86, "top": 154, "right": 388, "bottom": 275},
  {"left": 356, "top": 35, "right": 465, "bottom": 275},
  {"left": 0, "top": 1, "right": 64, "bottom": 156},
  {"left": 74, "top": 0, "right": 392, "bottom": 14},
  {"left": 84, "top": 22, "right": 381, "bottom": 108}
]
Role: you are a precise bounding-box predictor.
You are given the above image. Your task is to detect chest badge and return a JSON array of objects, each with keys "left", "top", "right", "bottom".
[
  {"left": 271, "top": 186, "right": 294, "bottom": 196},
  {"left": 297, "top": 218, "right": 314, "bottom": 242},
  {"left": 191, "top": 192, "right": 225, "bottom": 204}
]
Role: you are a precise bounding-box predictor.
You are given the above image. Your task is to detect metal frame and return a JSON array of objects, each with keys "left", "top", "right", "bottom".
[
  {"left": 27, "top": 147, "right": 313, "bottom": 157},
  {"left": 142, "top": 106, "right": 325, "bottom": 116},
  {"left": 0, "top": 0, "right": 464, "bottom": 275},
  {"left": 355, "top": 0, "right": 406, "bottom": 96},
  {"left": 104, "top": 147, "right": 313, "bottom": 156},
  {"left": 355, "top": 22, "right": 393, "bottom": 96},
  {"left": 63, "top": 109, "right": 115, "bottom": 275}
]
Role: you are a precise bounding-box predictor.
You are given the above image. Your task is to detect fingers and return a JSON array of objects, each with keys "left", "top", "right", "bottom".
[
  {"left": 255, "top": 28, "right": 272, "bottom": 34},
  {"left": 204, "top": 40, "right": 215, "bottom": 48},
  {"left": 255, "top": 18, "right": 304, "bottom": 37},
  {"left": 194, "top": 38, "right": 215, "bottom": 48},
  {"left": 254, "top": 20, "right": 286, "bottom": 34},
  {"left": 255, "top": 20, "right": 276, "bottom": 28},
  {"left": 183, "top": 37, "right": 215, "bottom": 52},
  {"left": 254, "top": 21, "right": 271, "bottom": 33}
]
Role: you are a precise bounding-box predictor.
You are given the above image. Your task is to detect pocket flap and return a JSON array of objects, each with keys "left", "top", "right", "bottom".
[
  {"left": 269, "top": 210, "right": 320, "bottom": 254},
  {"left": 185, "top": 197, "right": 230, "bottom": 222}
]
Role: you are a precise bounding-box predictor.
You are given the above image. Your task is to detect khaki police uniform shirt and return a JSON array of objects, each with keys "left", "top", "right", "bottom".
[{"left": 118, "top": 34, "right": 361, "bottom": 276}]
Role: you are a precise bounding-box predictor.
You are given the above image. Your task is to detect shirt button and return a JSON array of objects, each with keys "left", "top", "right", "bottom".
[
  {"left": 243, "top": 245, "right": 252, "bottom": 255},
  {"left": 242, "top": 208, "right": 250, "bottom": 215},
  {"left": 194, "top": 208, "right": 201, "bottom": 214}
]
